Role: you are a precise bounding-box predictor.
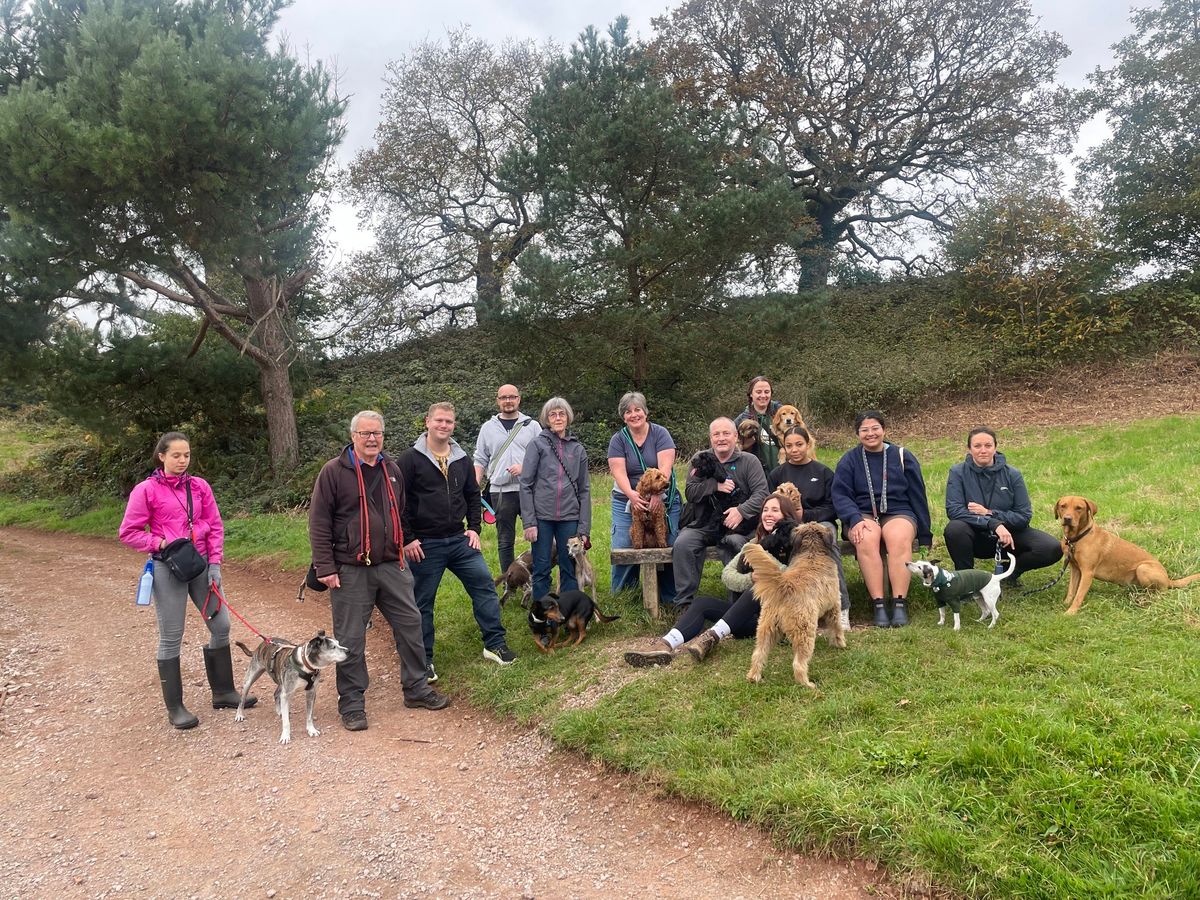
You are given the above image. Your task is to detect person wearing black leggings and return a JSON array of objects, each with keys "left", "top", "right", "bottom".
[{"left": 623, "top": 493, "right": 797, "bottom": 667}]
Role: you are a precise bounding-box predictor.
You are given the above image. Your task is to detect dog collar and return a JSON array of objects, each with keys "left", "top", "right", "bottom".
[
  {"left": 1066, "top": 526, "right": 1092, "bottom": 546},
  {"left": 530, "top": 613, "right": 547, "bottom": 624}
]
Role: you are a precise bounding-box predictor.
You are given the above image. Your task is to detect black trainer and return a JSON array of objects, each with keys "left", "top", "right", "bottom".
[
  {"left": 482, "top": 644, "right": 517, "bottom": 665},
  {"left": 404, "top": 691, "right": 450, "bottom": 711},
  {"left": 341, "top": 709, "right": 368, "bottom": 731}
]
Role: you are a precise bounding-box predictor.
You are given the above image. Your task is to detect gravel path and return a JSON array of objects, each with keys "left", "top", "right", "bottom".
[{"left": 0, "top": 528, "right": 892, "bottom": 899}]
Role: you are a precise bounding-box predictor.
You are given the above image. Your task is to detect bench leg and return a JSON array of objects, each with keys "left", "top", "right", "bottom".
[{"left": 640, "top": 562, "right": 660, "bottom": 619}]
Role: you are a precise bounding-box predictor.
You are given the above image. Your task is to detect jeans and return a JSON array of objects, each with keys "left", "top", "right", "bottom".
[
  {"left": 610, "top": 490, "right": 680, "bottom": 602},
  {"left": 671, "top": 527, "right": 748, "bottom": 606},
  {"left": 490, "top": 489, "right": 523, "bottom": 573},
  {"left": 532, "top": 519, "right": 578, "bottom": 600},
  {"left": 410, "top": 534, "right": 508, "bottom": 664}
]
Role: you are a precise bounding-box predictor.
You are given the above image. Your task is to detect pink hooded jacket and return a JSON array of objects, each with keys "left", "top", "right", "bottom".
[{"left": 118, "top": 471, "right": 224, "bottom": 563}]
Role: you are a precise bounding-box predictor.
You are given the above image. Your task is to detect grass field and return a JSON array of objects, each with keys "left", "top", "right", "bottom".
[{"left": 3, "top": 415, "right": 1199, "bottom": 898}]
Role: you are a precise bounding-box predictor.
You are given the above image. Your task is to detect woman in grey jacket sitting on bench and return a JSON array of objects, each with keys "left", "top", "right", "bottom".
[{"left": 623, "top": 493, "right": 797, "bottom": 668}]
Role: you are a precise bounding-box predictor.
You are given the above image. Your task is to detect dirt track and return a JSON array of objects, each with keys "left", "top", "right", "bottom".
[{"left": 0, "top": 527, "right": 892, "bottom": 899}]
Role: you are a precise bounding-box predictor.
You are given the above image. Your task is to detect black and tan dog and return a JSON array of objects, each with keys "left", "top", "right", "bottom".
[
  {"left": 234, "top": 630, "right": 348, "bottom": 744},
  {"left": 527, "top": 594, "right": 565, "bottom": 653},
  {"left": 528, "top": 589, "right": 620, "bottom": 651}
]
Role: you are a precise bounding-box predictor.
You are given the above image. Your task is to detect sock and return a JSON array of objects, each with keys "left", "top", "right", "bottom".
[
  {"left": 663, "top": 629, "right": 685, "bottom": 649},
  {"left": 872, "top": 597, "right": 885, "bottom": 605},
  {"left": 712, "top": 620, "right": 732, "bottom": 640}
]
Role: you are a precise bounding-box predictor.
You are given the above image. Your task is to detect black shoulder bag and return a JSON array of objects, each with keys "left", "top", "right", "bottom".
[{"left": 156, "top": 479, "right": 209, "bottom": 582}]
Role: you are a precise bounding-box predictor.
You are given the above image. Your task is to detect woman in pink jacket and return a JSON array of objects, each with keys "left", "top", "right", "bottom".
[{"left": 119, "top": 432, "right": 256, "bottom": 729}]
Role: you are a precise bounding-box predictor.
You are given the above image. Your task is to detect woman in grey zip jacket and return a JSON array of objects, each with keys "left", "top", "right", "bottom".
[
  {"left": 519, "top": 397, "right": 591, "bottom": 601},
  {"left": 944, "top": 426, "right": 1062, "bottom": 581}
]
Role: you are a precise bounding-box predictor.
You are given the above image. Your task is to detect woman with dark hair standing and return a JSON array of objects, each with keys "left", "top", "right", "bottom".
[
  {"left": 944, "top": 426, "right": 1062, "bottom": 583},
  {"left": 733, "top": 376, "right": 782, "bottom": 471},
  {"left": 832, "top": 411, "right": 932, "bottom": 628},
  {"left": 119, "top": 432, "right": 255, "bottom": 728}
]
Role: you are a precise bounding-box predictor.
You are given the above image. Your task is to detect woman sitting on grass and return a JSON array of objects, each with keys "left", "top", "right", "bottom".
[
  {"left": 623, "top": 493, "right": 798, "bottom": 668},
  {"left": 831, "top": 411, "right": 932, "bottom": 628}
]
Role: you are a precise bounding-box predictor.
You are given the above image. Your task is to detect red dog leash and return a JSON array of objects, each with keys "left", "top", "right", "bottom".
[{"left": 202, "top": 583, "right": 271, "bottom": 644}]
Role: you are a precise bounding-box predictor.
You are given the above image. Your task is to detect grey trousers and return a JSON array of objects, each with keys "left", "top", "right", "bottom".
[
  {"left": 329, "top": 563, "right": 436, "bottom": 715},
  {"left": 671, "top": 527, "right": 749, "bottom": 605},
  {"left": 152, "top": 561, "right": 230, "bottom": 659}
]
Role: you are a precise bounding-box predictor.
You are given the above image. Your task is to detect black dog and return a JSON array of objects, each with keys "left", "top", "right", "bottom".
[
  {"left": 742, "top": 519, "right": 800, "bottom": 573},
  {"left": 679, "top": 450, "right": 745, "bottom": 542}
]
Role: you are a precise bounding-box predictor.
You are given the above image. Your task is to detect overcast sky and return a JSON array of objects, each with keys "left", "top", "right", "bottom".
[{"left": 275, "top": 0, "right": 1142, "bottom": 256}]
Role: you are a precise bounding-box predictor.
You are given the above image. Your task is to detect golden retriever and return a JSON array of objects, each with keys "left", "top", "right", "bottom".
[
  {"left": 630, "top": 467, "right": 670, "bottom": 549},
  {"left": 771, "top": 404, "right": 806, "bottom": 446},
  {"left": 739, "top": 523, "right": 844, "bottom": 687},
  {"left": 1055, "top": 495, "right": 1200, "bottom": 614}
]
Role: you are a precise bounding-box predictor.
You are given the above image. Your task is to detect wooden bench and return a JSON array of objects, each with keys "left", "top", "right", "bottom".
[{"left": 610, "top": 538, "right": 916, "bottom": 619}]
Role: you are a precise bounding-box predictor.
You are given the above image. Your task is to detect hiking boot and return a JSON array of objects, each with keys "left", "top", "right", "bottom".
[
  {"left": 404, "top": 691, "right": 451, "bottom": 711},
  {"left": 425, "top": 662, "right": 438, "bottom": 684},
  {"left": 341, "top": 710, "right": 368, "bottom": 731},
  {"left": 839, "top": 608, "right": 851, "bottom": 632},
  {"left": 482, "top": 644, "right": 517, "bottom": 665},
  {"left": 684, "top": 629, "right": 721, "bottom": 663},
  {"left": 157, "top": 657, "right": 199, "bottom": 730},
  {"left": 623, "top": 639, "right": 674, "bottom": 668},
  {"left": 890, "top": 598, "right": 909, "bottom": 628},
  {"left": 872, "top": 599, "right": 891, "bottom": 628},
  {"left": 203, "top": 644, "right": 257, "bottom": 710}
]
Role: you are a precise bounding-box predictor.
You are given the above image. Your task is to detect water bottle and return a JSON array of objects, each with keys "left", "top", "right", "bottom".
[{"left": 135, "top": 560, "right": 154, "bottom": 606}]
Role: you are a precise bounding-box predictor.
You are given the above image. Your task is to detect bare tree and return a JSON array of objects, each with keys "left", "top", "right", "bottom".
[
  {"left": 345, "top": 28, "right": 548, "bottom": 327},
  {"left": 653, "top": 0, "right": 1081, "bottom": 286}
]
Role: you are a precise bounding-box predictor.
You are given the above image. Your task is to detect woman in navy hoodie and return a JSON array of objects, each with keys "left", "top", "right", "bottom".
[
  {"left": 832, "top": 411, "right": 932, "bottom": 628},
  {"left": 944, "top": 427, "right": 1061, "bottom": 583}
]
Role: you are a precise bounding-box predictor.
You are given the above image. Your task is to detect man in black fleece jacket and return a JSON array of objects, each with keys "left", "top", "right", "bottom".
[{"left": 398, "top": 402, "right": 514, "bottom": 682}]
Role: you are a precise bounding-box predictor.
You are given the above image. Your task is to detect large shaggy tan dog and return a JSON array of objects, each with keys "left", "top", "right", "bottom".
[
  {"left": 740, "top": 523, "right": 844, "bottom": 687},
  {"left": 629, "top": 467, "right": 671, "bottom": 549}
]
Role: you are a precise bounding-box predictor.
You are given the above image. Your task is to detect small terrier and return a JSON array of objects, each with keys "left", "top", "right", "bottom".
[{"left": 906, "top": 556, "right": 1015, "bottom": 630}]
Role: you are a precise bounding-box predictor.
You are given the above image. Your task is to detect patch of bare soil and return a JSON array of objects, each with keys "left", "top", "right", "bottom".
[
  {"left": 0, "top": 528, "right": 897, "bottom": 899},
  {"left": 897, "top": 350, "right": 1199, "bottom": 438}
]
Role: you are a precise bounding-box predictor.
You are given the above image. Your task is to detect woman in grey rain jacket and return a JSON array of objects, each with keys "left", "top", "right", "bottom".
[{"left": 519, "top": 397, "right": 591, "bottom": 600}]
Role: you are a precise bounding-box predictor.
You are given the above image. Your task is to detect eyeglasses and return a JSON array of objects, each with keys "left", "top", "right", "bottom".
[
  {"left": 354, "top": 431, "right": 384, "bottom": 439},
  {"left": 497, "top": 394, "right": 519, "bottom": 401}
]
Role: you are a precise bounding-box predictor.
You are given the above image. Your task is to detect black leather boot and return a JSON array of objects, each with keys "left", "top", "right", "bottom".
[
  {"left": 157, "top": 657, "right": 199, "bottom": 729},
  {"left": 202, "top": 645, "right": 257, "bottom": 710},
  {"left": 890, "top": 598, "right": 909, "bottom": 628},
  {"left": 872, "top": 599, "right": 891, "bottom": 628}
]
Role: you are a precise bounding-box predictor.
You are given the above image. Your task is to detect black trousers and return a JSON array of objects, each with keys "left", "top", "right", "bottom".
[
  {"left": 673, "top": 589, "right": 761, "bottom": 642},
  {"left": 490, "top": 490, "right": 523, "bottom": 573},
  {"left": 942, "top": 520, "right": 1063, "bottom": 577}
]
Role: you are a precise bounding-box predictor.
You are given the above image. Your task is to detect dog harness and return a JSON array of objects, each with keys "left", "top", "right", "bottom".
[
  {"left": 929, "top": 568, "right": 993, "bottom": 605},
  {"left": 290, "top": 644, "right": 319, "bottom": 689}
]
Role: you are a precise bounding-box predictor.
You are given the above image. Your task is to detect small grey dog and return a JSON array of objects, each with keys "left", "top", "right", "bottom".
[{"left": 234, "top": 630, "right": 348, "bottom": 744}]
